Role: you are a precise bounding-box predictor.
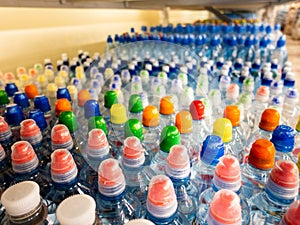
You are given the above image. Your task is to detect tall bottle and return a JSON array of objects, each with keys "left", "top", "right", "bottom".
[
  {"left": 96, "top": 158, "right": 141, "bottom": 223},
  {"left": 144, "top": 175, "right": 189, "bottom": 225}
]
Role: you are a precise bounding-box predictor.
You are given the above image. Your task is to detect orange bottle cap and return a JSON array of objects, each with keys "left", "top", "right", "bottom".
[
  {"left": 259, "top": 108, "right": 280, "bottom": 132},
  {"left": 55, "top": 98, "right": 72, "bottom": 117},
  {"left": 159, "top": 96, "right": 175, "bottom": 115},
  {"left": 175, "top": 111, "right": 193, "bottom": 134},
  {"left": 77, "top": 89, "right": 92, "bottom": 107},
  {"left": 24, "top": 84, "right": 39, "bottom": 99},
  {"left": 51, "top": 149, "right": 76, "bottom": 174},
  {"left": 224, "top": 105, "right": 240, "bottom": 127},
  {"left": 143, "top": 105, "right": 160, "bottom": 127}
]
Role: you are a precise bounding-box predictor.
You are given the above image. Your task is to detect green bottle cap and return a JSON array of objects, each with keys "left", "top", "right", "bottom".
[
  {"left": 58, "top": 111, "right": 78, "bottom": 133},
  {"left": 124, "top": 118, "right": 144, "bottom": 140},
  {"left": 0, "top": 90, "right": 9, "bottom": 106},
  {"left": 88, "top": 116, "right": 108, "bottom": 135},
  {"left": 104, "top": 91, "right": 118, "bottom": 109},
  {"left": 160, "top": 126, "right": 180, "bottom": 153},
  {"left": 128, "top": 94, "right": 143, "bottom": 113}
]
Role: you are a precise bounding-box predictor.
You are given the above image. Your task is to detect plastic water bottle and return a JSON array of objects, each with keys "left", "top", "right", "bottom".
[
  {"left": 0, "top": 116, "right": 14, "bottom": 161},
  {"left": 165, "top": 145, "right": 198, "bottom": 223},
  {"left": 144, "top": 175, "right": 189, "bottom": 224},
  {"left": 56, "top": 194, "right": 100, "bottom": 225},
  {"left": 46, "top": 83, "right": 58, "bottom": 111},
  {"left": 81, "top": 99, "right": 102, "bottom": 134},
  {"left": 150, "top": 126, "right": 180, "bottom": 174},
  {"left": 282, "top": 88, "right": 300, "bottom": 128},
  {"left": 74, "top": 89, "right": 92, "bottom": 123},
  {"left": 242, "top": 139, "right": 275, "bottom": 198},
  {"left": 128, "top": 94, "right": 144, "bottom": 122},
  {"left": 10, "top": 141, "right": 51, "bottom": 198},
  {"left": 107, "top": 103, "right": 127, "bottom": 158},
  {"left": 224, "top": 84, "right": 239, "bottom": 106},
  {"left": 102, "top": 90, "right": 118, "bottom": 126},
  {"left": 250, "top": 160, "right": 299, "bottom": 224},
  {"left": 271, "top": 35, "right": 288, "bottom": 68},
  {"left": 159, "top": 96, "right": 175, "bottom": 128},
  {"left": 96, "top": 158, "right": 141, "bottom": 223},
  {"left": 196, "top": 155, "right": 250, "bottom": 225},
  {"left": 5, "top": 104, "right": 25, "bottom": 141},
  {"left": 279, "top": 199, "right": 300, "bottom": 225},
  {"left": 1, "top": 181, "right": 54, "bottom": 225}
]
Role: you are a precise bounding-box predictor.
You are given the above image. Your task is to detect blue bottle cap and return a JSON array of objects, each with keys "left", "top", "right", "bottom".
[
  {"left": 57, "top": 87, "right": 72, "bottom": 102},
  {"left": 266, "top": 25, "right": 272, "bottom": 34},
  {"left": 228, "top": 35, "right": 237, "bottom": 47},
  {"left": 28, "top": 109, "right": 47, "bottom": 131},
  {"left": 277, "top": 35, "right": 286, "bottom": 48},
  {"left": 259, "top": 36, "right": 269, "bottom": 48},
  {"left": 271, "top": 125, "right": 295, "bottom": 153},
  {"left": 84, "top": 99, "right": 101, "bottom": 119},
  {"left": 5, "top": 83, "right": 18, "bottom": 97},
  {"left": 130, "top": 27, "right": 135, "bottom": 33},
  {"left": 141, "top": 25, "right": 147, "bottom": 32},
  {"left": 34, "top": 95, "right": 51, "bottom": 113},
  {"left": 274, "top": 23, "right": 281, "bottom": 31},
  {"left": 210, "top": 35, "right": 220, "bottom": 47},
  {"left": 114, "top": 34, "right": 119, "bottom": 42},
  {"left": 107, "top": 35, "right": 113, "bottom": 43},
  {"left": 244, "top": 36, "right": 253, "bottom": 47},
  {"left": 5, "top": 104, "right": 24, "bottom": 126},
  {"left": 259, "top": 24, "right": 266, "bottom": 33},
  {"left": 200, "top": 135, "right": 225, "bottom": 166},
  {"left": 13, "top": 92, "right": 30, "bottom": 109},
  {"left": 284, "top": 78, "right": 295, "bottom": 88}
]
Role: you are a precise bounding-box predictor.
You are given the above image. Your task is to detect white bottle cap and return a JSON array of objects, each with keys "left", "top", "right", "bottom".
[
  {"left": 56, "top": 194, "right": 96, "bottom": 225},
  {"left": 125, "top": 219, "right": 155, "bottom": 225},
  {"left": 1, "top": 181, "right": 40, "bottom": 217}
]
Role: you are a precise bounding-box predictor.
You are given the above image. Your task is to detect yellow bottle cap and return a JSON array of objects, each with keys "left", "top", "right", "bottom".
[
  {"left": 19, "top": 74, "right": 31, "bottom": 88},
  {"left": 110, "top": 103, "right": 127, "bottom": 124},
  {"left": 44, "top": 69, "right": 54, "bottom": 82},
  {"left": 36, "top": 74, "right": 48, "bottom": 88},
  {"left": 104, "top": 68, "right": 114, "bottom": 79},
  {"left": 76, "top": 71, "right": 86, "bottom": 83},
  {"left": 67, "top": 85, "right": 78, "bottom": 101},
  {"left": 46, "top": 83, "right": 58, "bottom": 98},
  {"left": 296, "top": 116, "right": 300, "bottom": 132},
  {"left": 213, "top": 118, "right": 232, "bottom": 143},
  {"left": 54, "top": 76, "right": 65, "bottom": 88},
  {"left": 160, "top": 96, "right": 175, "bottom": 115},
  {"left": 75, "top": 66, "right": 84, "bottom": 75},
  {"left": 58, "top": 70, "right": 69, "bottom": 83},
  {"left": 175, "top": 111, "right": 193, "bottom": 134}
]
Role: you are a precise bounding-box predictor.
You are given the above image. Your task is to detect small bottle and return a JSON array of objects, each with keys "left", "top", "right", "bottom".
[
  {"left": 159, "top": 96, "right": 175, "bottom": 128},
  {"left": 242, "top": 139, "right": 275, "bottom": 199},
  {"left": 128, "top": 94, "right": 144, "bottom": 122},
  {"left": 1, "top": 181, "right": 53, "bottom": 225},
  {"left": 196, "top": 155, "right": 250, "bottom": 225},
  {"left": 279, "top": 199, "right": 300, "bottom": 225},
  {"left": 88, "top": 116, "right": 108, "bottom": 135},
  {"left": 0, "top": 116, "right": 14, "bottom": 160},
  {"left": 150, "top": 126, "right": 180, "bottom": 174},
  {"left": 145, "top": 175, "right": 189, "bottom": 224},
  {"left": 250, "top": 160, "right": 299, "bottom": 224},
  {"left": 5, "top": 104, "right": 25, "bottom": 141},
  {"left": 102, "top": 90, "right": 118, "bottom": 126},
  {"left": 96, "top": 158, "right": 141, "bottom": 223},
  {"left": 56, "top": 194, "right": 101, "bottom": 225},
  {"left": 34, "top": 95, "right": 53, "bottom": 127},
  {"left": 271, "top": 125, "right": 296, "bottom": 161},
  {"left": 165, "top": 145, "right": 198, "bottom": 223},
  {"left": 0, "top": 90, "right": 9, "bottom": 117}
]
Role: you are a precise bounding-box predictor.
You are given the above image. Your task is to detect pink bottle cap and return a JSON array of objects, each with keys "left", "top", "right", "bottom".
[
  {"left": 255, "top": 86, "right": 270, "bottom": 102},
  {"left": 20, "top": 119, "right": 42, "bottom": 146},
  {"left": 147, "top": 175, "right": 178, "bottom": 219},
  {"left": 51, "top": 124, "right": 74, "bottom": 151},
  {"left": 226, "top": 84, "right": 239, "bottom": 100},
  {"left": 11, "top": 141, "right": 39, "bottom": 174},
  {"left": 98, "top": 158, "right": 126, "bottom": 197},
  {"left": 166, "top": 145, "right": 190, "bottom": 179},
  {"left": 208, "top": 189, "right": 242, "bottom": 225},
  {"left": 0, "top": 144, "right": 5, "bottom": 161},
  {"left": 0, "top": 116, "right": 12, "bottom": 142},
  {"left": 87, "top": 129, "right": 109, "bottom": 159},
  {"left": 51, "top": 149, "right": 78, "bottom": 184},
  {"left": 282, "top": 199, "right": 300, "bottom": 225},
  {"left": 213, "top": 155, "right": 241, "bottom": 192},
  {"left": 122, "top": 136, "right": 145, "bottom": 168},
  {"left": 4, "top": 72, "right": 15, "bottom": 82}
]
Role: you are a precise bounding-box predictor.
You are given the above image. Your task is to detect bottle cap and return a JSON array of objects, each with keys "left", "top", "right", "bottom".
[
  {"left": 147, "top": 175, "right": 178, "bottom": 219},
  {"left": 51, "top": 124, "right": 74, "bottom": 151},
  {"left": 88, "top": 116, "right": 108, "bottom": 135},
  {"left": 259, "top": 108, "right": 280, "bottom": 132},
  {"left": 166, "top": 145, "right": 190, "bottom": 179},
  {"left": 110, "top": 103, "right": 127, "bottom": 124},
  {"left": 284, "top": 89, "right": 299, "bottom": 105},
  {"left": 160, "top": 96, "right": 175, "bottom": 115},
  {"left": 59, "top": 111, "right": 78, "bottom": 133},
  {"left": 160, "top": 126, "right": 180, "bottom": 153},
  {"left": 242, "top": 77, "right": 254, "bottom": 93},
  {"left": 20, "top": 119, "right": 42, "bottom": 146},
  {"left": 46, "top": 83, "right": 58, "bottom": 98},
  {"left": 98, "top": 158, "right": 126, "bottom": 197},
  {"left": 77, "top": 89, "right": 92, "bottom": 107},
  {"left": 189, "top": 100, "right": 205, "bottom": 120},
  {"left": 266, "top": 160, "right": 299, "bottom": 200},
  {"left": 124, "top": 118, "right": 144, "bottom": 140},
  {"left": 271, "top": 125, "right": 295, "bottom": 153},
  {"left": 11, "top": 141, "right": 39, "bottom": 173},
  {"left": 57, "top": 87, "right": 72, "bottom": 102},
  {"left": 24, "top": 84, "right": 39, "bottom": 99},
  {"left": 143, "top": 105, "right": 160, "bottom": 127},
  {"left": 175, "top": 110, "right": 193, "bottom": 134},
  {"left": 51, "top": 149, "right": 78, "bottom": 184},
  {"left": 54, "top": 76, "right": 66, "bottom": 88},
  {"left": 122, "top": 136, "right": 145, "bottom": 168},
  {"left": 55, "top": 98, "right": 72, "bottom": 117},
  {"left": 255, "top": 86, "right": 270, "bottom": 102},
  {"left": 281, "top": 199, "right": 300, "bottom": 225},
  {"left": 28, "top": 109, "right": 47, "bottom": 132},
  {"left": 224, "top": 105, "right": 240, "bottom": 127},
  {"left": 207, "top": 189, "right": 242, "bottom": 225},
  {"left": 0, "top": 116, "right": 12, "bottom": 142},
  {"left": 200, "top": 135, "right": 225, "bottom": 166},
  {"left": 56, "top": 194, "right": 96, "bottom": 225},
  {"left": 213, "top": 118, "right": 232, "bottom": 143},
  {"left": 84, "top": 100, "right": 101, "bottom": 119},
  {"left": 5, "top": 83, "right": 18, "bottom": 97},
  {"left": 34, "top": 95, "right": 51, "bottom": 112},
  {"left": 125, "top": 219, "right": 155, "bottom": 225},
  {"left": 226, "top": 84, "right": 239, "bottom": 100},
  {"left": 5, "top": 104, "right": 25, "bottom": 126},
  {"left": 13, "top": 92, "right": 30, "bottom": 109},
  {"left": 248, "top": 139, "right": 275, "bottom": 170},
  {"left": 87, "top": 129, "right": 109, "bottom": 159},
  {"left": 1, "top": 181, "right": 41, "bottom": 217},
  {"left": 0, "top": 144, "right": 5, "bottom": 161},
  {"left": 128, "top": 94, "right": 144, "bottom": 113},
  {"left": 67, "top": 85, "right": 78, "bottom": 102},
  {"left": 0, "top": 90, "right": 9, "bottom": 106},
  {"left": 213, "top": 155, "right": 241, "bottom": 192},
  {"left": 104, "top": 90, "right": 118, "bottom": 109}
]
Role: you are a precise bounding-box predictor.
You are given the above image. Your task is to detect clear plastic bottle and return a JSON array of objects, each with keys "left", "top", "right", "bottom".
[
  {"left": 150, "top": 126, "right": 180, "bottom": 175},
  {"left": 271, "top": 35, "right": 288, "bottom": 68},
  {"left": 165, "top": 145, "right": 198, "bottom": 223},
  {"left": 159, "top": 96, "right": 176, "bottom": 128},
  {"left": 46, "top": 83, "right": 58, "bottom": 112},
  {"left": 96, "top": 158, "right": 141, "bottom": 224},
  {"left": 250, "top": 160, "right": 299, "bottom": 224},
  {"left": 224, "top": 84, "right": 239, "bottom": 106},
  {"left": 282, "top": 88, "right": 300, "bottom": 128},
  {"left": 144, "top": 175, "right": 189, "bottom": 225},
  {"left": 126, "top": 219, "right": 155, "bottom": 225}
]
